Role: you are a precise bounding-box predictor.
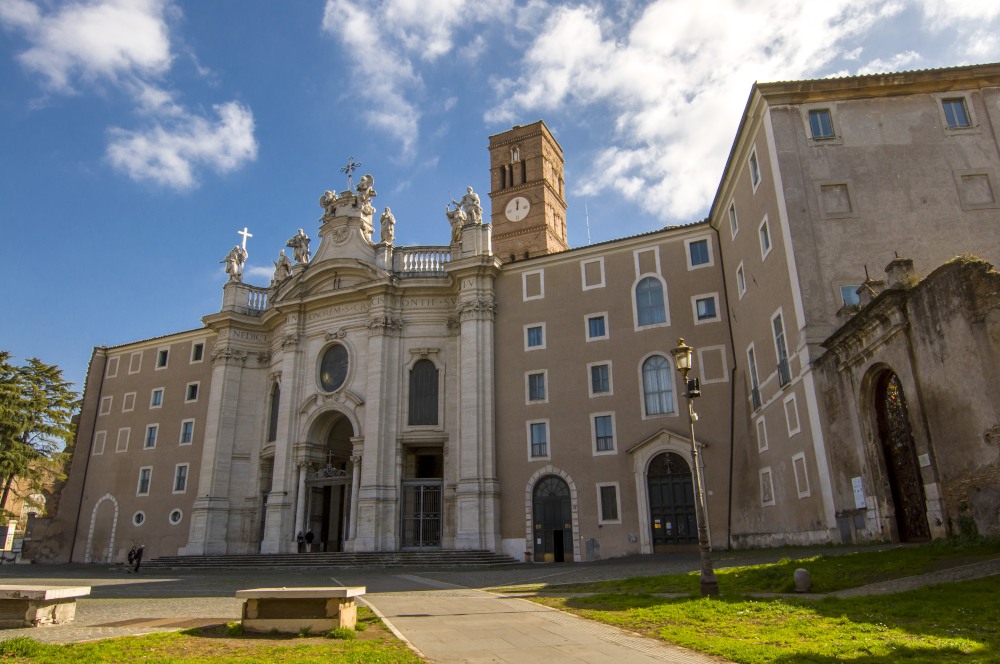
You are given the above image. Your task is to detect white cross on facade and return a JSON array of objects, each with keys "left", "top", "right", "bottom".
[{"left": 238, "top": 227, "right": 253, "bottom": 250}]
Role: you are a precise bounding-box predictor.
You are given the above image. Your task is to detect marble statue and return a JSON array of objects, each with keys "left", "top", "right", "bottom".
[
  {"left": 222, "top": 245, "right": 247, "bottom": 282},
  {"left": 380, "top": 207, "right": 396, "bottom": 244},
  {"left": 272, "top": 249, "right": 292, "bottom": 281},
  {"left": 446, "top": 201, "right": 466, "bottom": 245},
  {"left": 459, "top": 186, "right": 483, "bottom": 223},
  {"left": 356, "top": 174, "right": 377, "bottom": 213},
  {"left": 319, "top": 190, "right": 337, "bottom": 215},
  {"left": 286, "top": 229, "right": 311, "bottom": 264}
]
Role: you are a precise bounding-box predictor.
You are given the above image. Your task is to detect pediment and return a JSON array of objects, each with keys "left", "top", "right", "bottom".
[{"left": 272, "top": 259, "right": 389, "bottom": 302}]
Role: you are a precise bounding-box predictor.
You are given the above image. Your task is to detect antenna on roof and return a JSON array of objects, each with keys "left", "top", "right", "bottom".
[{"left": 585, "top": 201, "right": 592, "bottom": 245}]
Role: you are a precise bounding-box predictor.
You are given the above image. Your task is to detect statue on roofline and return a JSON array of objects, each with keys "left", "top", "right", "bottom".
[
  {"left": 286, "top": 229, "right": 311, "bottom": 264},
  {"left": 222, "top": 245, "right": 247, "bottom": 282},
  {"left": 272, "top": 250, "right": 292, "bottom": 282},
  {"left": 458, "top": 186, "right": 482, "bottom": 223},
  {"left": 446, "top": 201, "right": 466, "bottom": 245},
  {"left": 380, "top": 207, "right": 396, "bottom": 244}
]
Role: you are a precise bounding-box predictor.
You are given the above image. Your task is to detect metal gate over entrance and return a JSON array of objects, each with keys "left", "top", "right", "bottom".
[
  {"left": 305, "top": 463, "right": 351, "bottom": 552},
  {"left": 533, "top": 475, "right": 572, "bottom": 562},
  {"left": 875, "top": 371, "right": 930, "bottom": 542},
  {"left": 647, "top": 452, "right": 697, "bottom": 548},
  {"left": 400, "top": 447, "right": 443, "bottom": 549}
]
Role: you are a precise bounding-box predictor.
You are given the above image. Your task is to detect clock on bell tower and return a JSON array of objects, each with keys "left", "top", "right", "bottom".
[{"left": 488, "top": 121, "right": 569, "bottom": 262}]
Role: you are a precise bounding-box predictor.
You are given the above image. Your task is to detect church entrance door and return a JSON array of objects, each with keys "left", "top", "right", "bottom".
[
  {"left": 874, "top": 371, "right": 930, "bottom": 542},
  {"left": 532, "top": 475, "right": 572, "bottom": 562},
  {"left": 647, "top": 452, "right": 697, "bottom": 549},
  {"left": 400, "top": 447, "right": 442, "bottom": 549},
  {"left": 305, "top": 416, "right": 354, "bottom": 552}
]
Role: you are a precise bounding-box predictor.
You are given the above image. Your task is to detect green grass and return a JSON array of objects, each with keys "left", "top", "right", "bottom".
[
  {"left": 0, "top": 607, "right": 420, "bottom": 664},
  {"left": 513, "top": 540, "right": 1000, "bottom": 663},
  {"left": 521, "top": 539, "right": 1000, "bottom": 596}
]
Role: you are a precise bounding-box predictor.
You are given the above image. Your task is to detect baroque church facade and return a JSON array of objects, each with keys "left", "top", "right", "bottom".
[{"left": 30, "top": 63, "right": 1000, "bottom": 564}]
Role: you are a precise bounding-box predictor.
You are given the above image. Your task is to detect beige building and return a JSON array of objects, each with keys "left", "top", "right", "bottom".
[{"left": 35, "top": 64, "right": 1000, "bottom": 564}]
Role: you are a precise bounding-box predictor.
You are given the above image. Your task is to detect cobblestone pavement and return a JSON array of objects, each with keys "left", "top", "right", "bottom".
[{"left": 0, "top": 547, "right": 997, "bottom": 660}]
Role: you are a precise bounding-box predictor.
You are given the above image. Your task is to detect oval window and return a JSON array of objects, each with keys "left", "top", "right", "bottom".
[
  {"left": 133, "top": 511, "right": 145, "bottom": 526},
  {"left": 319, "top": 344, "right": 349, "bottom": 392},
  {"left": 169, "top": 509, "right": 183, "bottom": 525}
]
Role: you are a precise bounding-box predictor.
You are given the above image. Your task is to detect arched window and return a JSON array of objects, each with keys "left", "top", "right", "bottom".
[
  {"left": 409, "top": 360, "right": 439, "bottom": 425},
  {"left": 267, "top": 383, "right": 280, "bottom": 442},
  {"left": 635, "top": 277, "right": 666, "bottom": 326},
  {"left": 642, "top": 355, "right": 675, "bottom": 416}
]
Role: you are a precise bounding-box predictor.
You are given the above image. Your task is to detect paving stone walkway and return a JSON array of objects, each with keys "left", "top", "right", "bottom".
[{"left": 0, "top": 551, "right": 997, "bottom": 663}]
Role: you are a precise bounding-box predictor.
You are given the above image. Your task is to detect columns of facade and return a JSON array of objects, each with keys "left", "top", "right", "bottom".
[
  {"left": 294, "top": 462, "right": 308, "bottom": 536},
  {"left": 183, "top": 345, "right": 248, "bottom": 555},
  {"left": 347, "top": 450, "right": 362, "bottom": 544},
  {"left": 452, "top": 265, "right": 501, "bottom": 551}
]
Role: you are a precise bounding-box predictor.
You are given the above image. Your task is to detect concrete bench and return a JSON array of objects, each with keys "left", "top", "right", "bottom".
[
  {"left": 235, "top": 586, "right": 365, "bottom": 633},
  {"left": 0, "top": 585, "right": 91, "bottom": 628}
]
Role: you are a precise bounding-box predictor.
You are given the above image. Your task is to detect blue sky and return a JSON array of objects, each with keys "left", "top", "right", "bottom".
[{"left": 2, "top": 0, "right": 999, "bottom": 391}]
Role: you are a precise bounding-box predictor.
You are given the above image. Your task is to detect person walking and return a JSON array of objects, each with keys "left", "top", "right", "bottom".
[
  {"left": 296, "top": 531, "right": 305, "bottom": 553},
  {"left": 132, "top": 544, "right": 145, "bottom": 572},
  {"left": 305, "top": 529, "right": 314, "bottom": 553}
]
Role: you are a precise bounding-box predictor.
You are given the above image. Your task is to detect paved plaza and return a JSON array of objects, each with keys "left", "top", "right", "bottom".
[{"left": 2, "top": 548, "right": 998, "bottom": 663}]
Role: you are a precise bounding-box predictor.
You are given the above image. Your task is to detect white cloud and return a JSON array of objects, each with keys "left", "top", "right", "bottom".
[
  {"left": 321, "top": 0, "right": 509, "bottom": 160},
  {"left": 2, "top": 0, "right": 256, "bottom": 188},
  {"left": 485, "top": 0, "right": 1000, "bottom": 224},
  {"left": 107, "top": 102, "right": 257, "bottom": 190}
]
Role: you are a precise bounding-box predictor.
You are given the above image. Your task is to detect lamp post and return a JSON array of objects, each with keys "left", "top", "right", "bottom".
[{"left": 671, "top": 338, "right": 719, "bottom": 597}]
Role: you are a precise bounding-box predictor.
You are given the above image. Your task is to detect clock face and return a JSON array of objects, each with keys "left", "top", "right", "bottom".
[
  {"left": 319, "top": 344, "right": 349, "bottom": 392},
  {"left": 505, "top": 196, "right": 530, "bottom": 222}
]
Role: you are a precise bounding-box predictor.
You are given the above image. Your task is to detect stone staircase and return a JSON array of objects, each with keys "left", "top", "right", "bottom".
[{"left": 145, "top": 549, "right": 520, "bottom": 569}]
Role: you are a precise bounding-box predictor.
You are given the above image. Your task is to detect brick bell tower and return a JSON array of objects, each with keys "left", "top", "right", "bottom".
[{"left": 488, "top": 121, "right": 569, "bottom": 262}]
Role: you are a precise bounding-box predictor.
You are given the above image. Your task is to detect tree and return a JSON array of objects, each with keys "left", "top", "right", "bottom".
[{"left": 0, "top": 351, "right": 78, "bottom": 519}]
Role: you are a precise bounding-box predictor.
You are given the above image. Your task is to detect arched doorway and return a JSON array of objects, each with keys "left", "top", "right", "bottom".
[
  {"left": 874, "top": 371, "right": 930, "bottom": 541},
  {"left": 532, "top": 475, "right": 572, "bottom": 562},
  {"left": 305, "top": 416, "right": 354, "bottom": 552},
  {"left": 647, "top": 452, "right": 697, "bottom": 549}
]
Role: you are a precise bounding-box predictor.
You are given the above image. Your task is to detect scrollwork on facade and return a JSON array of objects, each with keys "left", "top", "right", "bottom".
[
  {"left": 456, "top": 297, "right": 497, "bottom": 321},
  {"left": 211, "top": 347, "right": 248, "bottom": 364},
  {"left": 280, "top": 334, "right": 300, "bottom": 350},
  {"left": 331, "top": 226, "right": 352, "bottom": 245},
  {"left": 367, "top": 316, "right": 403, "bottom": 336},
  {"left": 257, "top": 351, "right": 272, "bottom": 364},
  {"left": 306, "top": 464, "right": 350, "bottom": 482},
  {"left": 325, "top": 328, "right": 348, "bottom": 341}
]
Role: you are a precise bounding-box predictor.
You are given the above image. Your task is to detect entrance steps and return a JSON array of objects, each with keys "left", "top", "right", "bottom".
[{"left": 145, "top": 550, "right": 519, "bottom": 570}]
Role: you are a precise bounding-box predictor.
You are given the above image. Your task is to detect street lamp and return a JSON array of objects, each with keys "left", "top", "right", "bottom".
[{"left": 670, "top": 338, "right": 719, "bottom": 597}]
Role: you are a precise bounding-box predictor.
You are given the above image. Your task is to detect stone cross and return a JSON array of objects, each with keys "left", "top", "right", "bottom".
[
  {"left": 238, "top": 227, "right": 253, "bottom": 251},
  {"left": 340, "top": 157, "right": 361, "bottom": 191}
]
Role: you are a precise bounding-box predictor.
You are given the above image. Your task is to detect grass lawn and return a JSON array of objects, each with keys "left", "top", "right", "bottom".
[
  {"left": 0, "top": 606, "right": 422, "bottom": 664},
  {"left": 514, "top": 540, "right": 1000, "bottom": 663}
]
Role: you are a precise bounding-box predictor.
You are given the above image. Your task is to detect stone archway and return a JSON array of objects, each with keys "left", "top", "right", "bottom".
[
  {"left": 85, "top": 494, "right": 119, "bottom": 563},
  {"left": 532, "top": 475, "right": 572, "bottom": 562},
  {"left": 873, "top": 370, "right": 930, "bottom": 542},
  {"left": 303, "top": 414, "right": 355, "bottom": 552}
]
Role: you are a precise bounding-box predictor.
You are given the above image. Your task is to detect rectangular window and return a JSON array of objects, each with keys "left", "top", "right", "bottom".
[
  {"left": 759, "top": 217, "right": 772, "bottom": 259},
  {"left": 598, "top": 483, "right": 621, "bottom": 523},
  {"left": 589, "top": 364, "right": 611, "bottom": 395},
  {"left": 687, "top": 238, "right": 711, "bottom": 268},
  {"left": 99, "top": 396, "right": 112, "bottom": 416},
  {"left": 173, "top": 464, "right": 189, "bottom": 493},
  {"left": 809, "top": 109, "right": 834, "bottom": 139},
  {"left": 122, "top": 392, "right": 136, "bottom": 412},
  {"left": 695, "top": 296, "right": 717, "bottom": 322},
  {"left": 525, "top": 324, "right": 545, "bottom": 350},
  {"left": 773, "top": 312, "right": 790, "bottom": 387},
  {"left": 156, "top": 349, "right": 169, "bottom": 368},
  {"left": 728, "top": 202, "right": 739, "bottom": 239},
  {"left": 748, "top": 346, "right": 761, "bottom": 410},
  {"left": 179, "top": 419, "right": 195, "bottom": 445},
  {"left": 106, "top": 356, "right": 119, "bottom": 378},
  {"left": 527, "top": 372, "right": 546, "bottom": 402},
  {"left": 129, "top": 351, "right": 142, "bottom": 374},
  {"left": 756, "top": 417, "right": 768, "bottom": 452},
  {"left": 522, "top": 270, "right": 545, "bottom": 300},
  {"left": 792, "top": 452, "right": 811, "bottom": 498},
  {"left": 185, "top": 382, "right": 199, "bottom": 402},
  {"left": 737, "top": 263, "right": 747, "bottom": 298},
  {"left": 760, "top": 467, "right": 775, "bottom": 506},
  {"left": 942, "top": 98, "right": 971, "bottom": 129},
  {"left": 840, "top": 285, "right": 861, "bottom": 307},
  {"left": 580, "top": 258, "right": 605, "bottom": 290},
  {"left": 593, "top": 414, "right": 615, "bottom": 453},
  {"left": 191, "top": 342, "right": 204, "bottom": 362},
  {"left": 784, "top": 394, "right": 801, "bottom": 436},
  {"left": 529, "top": 421, "right": 548, "bottom": 459},
  {"left": 137, "top": 467, "right": 152, "bottom": 496},
  {"left": 749, "top": 149, "right": 761, "bottom": 190},
  {"left": 92, "top": 430, "right": 106, "bottom": 456},
  {"left": 116, "top": 427, "right": 130, "bottom": 453},
  {"left": 587, "top": 314, "right": 607, "bottom": 340},
  {"left": 150, "top": 388, "right": 164, "bottom": 408},
  {"left": 144, "top": 424, "right": 158, "bottom": 449}
]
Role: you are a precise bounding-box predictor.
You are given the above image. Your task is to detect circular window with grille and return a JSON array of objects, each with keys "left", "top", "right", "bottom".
[{"left": 168, "top": 509, "right": 183, "bottom": 525}]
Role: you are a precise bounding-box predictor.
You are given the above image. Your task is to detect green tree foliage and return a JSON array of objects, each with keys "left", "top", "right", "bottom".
[{"left": 0, "top": 351, "right": 78, "bottom": 518}]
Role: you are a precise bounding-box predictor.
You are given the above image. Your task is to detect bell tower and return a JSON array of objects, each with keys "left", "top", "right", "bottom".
[{"left": 488, "top": 121, "right": 569, "bottom": 261}]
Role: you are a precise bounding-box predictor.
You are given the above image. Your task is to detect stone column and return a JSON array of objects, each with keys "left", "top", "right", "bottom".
[
  {"left": 348, "top": 452, "right": 362, "bottom": 543},
  {"left": 294, "top": 462, "right": 308, "bottom": 536}
]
